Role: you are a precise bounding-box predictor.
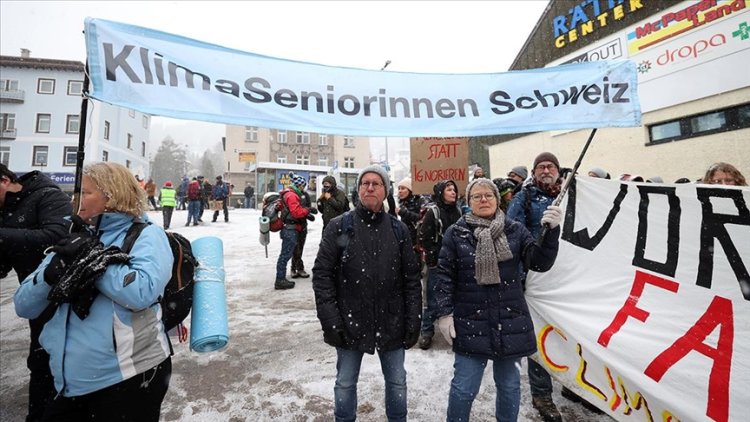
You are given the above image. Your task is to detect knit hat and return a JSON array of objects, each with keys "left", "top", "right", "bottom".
[
  {"left": 588, "top": 167, "right": 608, "bottom": 179},
  {"left": 465, "top": 178, "right": 500, "bottom": 202},
  {"left": 164, "top": 181, "right": 173, "bottom": 188},
  {"left": 497, "top": 180, "right": 515, "bottom": 197},
  {"left": 508, "top": 166, "right": 528, "bottom": 180},
  {"left": 357, "top": 165, "right": 390, "bottom": 190},
  {"left": 291, "top": 174, "right": 306, "bottom": 188},
  {"left": 397, "top": 177, "right": 412, "bottom": 192},
  {"left": 533, "top": 152, "right": 560, "bottom": 171},
  {"left": 216, "top": 175, "right": 222, "bottom": 181}
]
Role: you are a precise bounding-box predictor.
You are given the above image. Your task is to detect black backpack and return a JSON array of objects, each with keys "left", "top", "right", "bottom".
[
  {"left": 261, "top": 191, "right": 286, "bottom": 232},
  {"left": 122, "top": 222, "right": 198, "bottom": 331}
]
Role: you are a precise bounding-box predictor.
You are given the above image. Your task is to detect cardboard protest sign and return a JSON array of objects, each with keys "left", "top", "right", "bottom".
[{"left": 410, "top": 137, "right": 469, "bottom": 196}]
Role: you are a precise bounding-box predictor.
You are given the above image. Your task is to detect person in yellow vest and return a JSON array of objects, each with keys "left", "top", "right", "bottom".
[{"left": 159, "top": 181, "right": 177, "bottom": 230}]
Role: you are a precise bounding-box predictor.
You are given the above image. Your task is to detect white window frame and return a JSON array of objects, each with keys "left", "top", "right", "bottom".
[
  {"left": 142, "top": 115, "right": 149, "bottom": 129},
  {"left": 1, "top": 113, "right": 16, "bottom": 130},
  {"left": 296, "top": 155, "right": 310, "bottom": 165},
  {"left": 35, "top": 113, "right": 51, "bottom": 133},
  {"left": 103, "top": 120, "right": 110, "bottom": 140},
  {"left": 296, "top": 132, "right": 310, "bottom": 144},
  {"left": 66, "top": 114, "right": 80, "bottom": 134},
  {"left": 318, "top": 155, "right": 329, "bottom": 166},
  {"left": 32, "top": 146, "right": 48, "bottom": 166},
  {"left": 319, "top": 134, "right": 328, "bottom": 146},
  {"left": 37, "top": 78, "right": 55, "bottom": 94},
  {"left": 128, "top": 109, "right": 135, "bottom": 118},
  {"left": 0, "top": 146, "right": 9, "bottom": 166},
  {"left": 1, "top": 79, "right": 19, "bottom": 91},
  {"left": 127, "top": 133, "right": 133, "bottom": 149},
  {"left": 102, "top": 150, "right": 109, "bottom": 161},
  {"left": 343, "top": 136, "right": 355, "bottom": 147},
  {"left": 344, "top": 157, "right": 355, "bottom": 168},
  {"left": 63, "top": 146, "right": 77, "bottom": 166},
  {"left": 277, "top": 154, "right": 287, "bottom": 164},
  {"left": 277, "top": 130, "right": 287, "bottom": 143},
  {"left": 245, "top": 126, "right": 258, "bottom": 142},
  {"left": 67, "top": 80, "right": 83, "bottom": 96}
]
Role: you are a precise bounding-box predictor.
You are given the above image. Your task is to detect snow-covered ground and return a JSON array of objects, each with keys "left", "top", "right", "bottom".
[{"left": 1, "top": 208, "right": 614, "bottom": 421}]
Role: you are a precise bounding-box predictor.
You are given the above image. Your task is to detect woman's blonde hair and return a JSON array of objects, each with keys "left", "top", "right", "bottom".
[
  {"left": 703, "top": 162, "right": 747, "bottom": 186},
  {"left": 83, "top": 162, "right": 146, "bottom": 217}
]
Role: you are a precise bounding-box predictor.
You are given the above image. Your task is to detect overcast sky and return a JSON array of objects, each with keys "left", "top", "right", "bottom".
[{"left": 0, "top": 0, "right": 550, "bottom": 157}]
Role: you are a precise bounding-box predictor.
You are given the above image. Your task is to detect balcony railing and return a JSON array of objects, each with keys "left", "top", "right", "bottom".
[
  {"left": 0, "top": 89, "right": 25, "bottom": 103},
  {"left": 1, "top": 128, "right": 17, "bottom": 139}
]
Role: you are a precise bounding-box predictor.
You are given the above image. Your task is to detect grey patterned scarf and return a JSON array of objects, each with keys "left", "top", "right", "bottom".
[{"left": 464, "top": 210, "right": 513, "bottom": 285}]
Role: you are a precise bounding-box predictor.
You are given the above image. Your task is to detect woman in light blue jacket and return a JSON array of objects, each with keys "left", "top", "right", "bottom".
[{"left": 15, "top": 162, "right": 173, "bottom": 421}]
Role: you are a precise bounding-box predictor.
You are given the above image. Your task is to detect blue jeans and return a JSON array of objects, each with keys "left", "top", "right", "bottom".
[
  {"left": 275, "top": 227, "right": 298, "bottom": 280},
  {"left": 334, "top": 348, "right": 407, "bottom": 422},
  {"left": 420, "top": 267, "right": 439, "bottom": 335},
  {"left": 187, "top": 200, "right": 201, "bottom": 224},
  {"left": 447, "top": 353, "right": 521, "bottom": 422},
  {"left": 527, "top": 358, "right": 553, "bottom": 398},
  {"left": 244, "top": 196, "right": 255, "bottom": 209}
]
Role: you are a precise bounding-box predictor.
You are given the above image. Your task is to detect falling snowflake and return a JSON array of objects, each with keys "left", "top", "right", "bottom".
[{"left": 637, "top": 60, "right": 652, "bottom": 74}]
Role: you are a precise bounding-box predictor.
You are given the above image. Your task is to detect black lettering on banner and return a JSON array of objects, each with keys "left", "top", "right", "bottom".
[
  {"left": 243, "top": 77, "right": 272, "bottom": 103},
  {"left": 632, "top": 185, "right": 681, "bottom": 278},
  {"left": 696, "top": 188, "right": 750, "bottom": 300},
  {"left": 103, "top": 43, "right": 141, "bottom": 83},
  {"left": 562, "top": 179, "right": 628, "bottom": 250}
]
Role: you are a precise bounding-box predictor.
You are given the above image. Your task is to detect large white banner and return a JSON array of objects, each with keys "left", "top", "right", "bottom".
[
  {"left": 527, "top": 177, "right": 750, "bottom": 422},
  {"left": 84, "top": 18, "right": 641, "bottom": 137}
]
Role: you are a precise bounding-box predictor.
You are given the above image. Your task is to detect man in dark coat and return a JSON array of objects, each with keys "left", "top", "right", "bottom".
[
  {"left": 316, "top": 175, "right": 349, "bottom": 228},
  {"left": 312, "top": 164, "right": 422, "bottom": 422},
  {"left": 0, "top": 164, "right": 72, "bottom": 421},
  {"left": 243, "top": 182, "right": 255, "bottom": 209}
]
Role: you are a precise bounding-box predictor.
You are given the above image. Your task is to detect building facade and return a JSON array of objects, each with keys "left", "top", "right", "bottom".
[
  {"left": 223, "top": 125, "right": 371, "bottom": 203},
  {"left": 0, "top": 51, "right": 151, "bottom": 191},
  {"left": 479, "top": 0, "right": 750, "bottom": 183}
]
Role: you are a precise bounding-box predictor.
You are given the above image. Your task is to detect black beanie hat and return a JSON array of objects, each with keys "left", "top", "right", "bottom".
[{"left": 533, "top": 152, "right": 560, "bottom": 171}]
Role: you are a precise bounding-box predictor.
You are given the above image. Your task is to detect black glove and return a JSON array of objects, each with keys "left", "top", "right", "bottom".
[
  {"left": 308, "top": 208, "right": 318, "bottom": 215},
  {"left": 43, "top": 233, "right": 98, "bottom": 285},
  {"left": 403, "top": 329, "right": 420, "bottom": 350},
  {"left": 306, "top": 214, "right": 316, "bottom": 222},
  {"left": 323, "top": 327, "right": 347, "bottom": 348}
]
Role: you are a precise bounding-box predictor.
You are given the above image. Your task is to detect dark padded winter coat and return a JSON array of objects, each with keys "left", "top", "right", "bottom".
[
  {"left": 419, "top": 180, "right": 461, "bottom": 267},
  {"left": 397, "top": 193, "right": 424, "bottom": 248},
  {"left": 317, "top": 180, "right": 349, "bottom": 227},
  {"left": 506, "top": 182, "right": 556, "bottom": 239},
  {"left": 312, "top": 206, "right": 423, "bottom": 354},
  {"left": 0, "top": 171, "right": 72, "bottom": 281},
  {"left": 434, "top": 216, "right": 560, "bottom": 360}
]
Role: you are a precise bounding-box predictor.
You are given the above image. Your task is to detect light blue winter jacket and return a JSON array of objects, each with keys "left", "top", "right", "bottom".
[{"left": 14, "top": 212, "right": 173, "bottom": 397}]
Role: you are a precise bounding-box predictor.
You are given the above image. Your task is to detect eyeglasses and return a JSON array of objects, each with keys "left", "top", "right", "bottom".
[
  {"left": 470, "top": 193, "right": 496, "bottom": 202},
  {"left": 535, "top": 164, "right": 557, "bottom": 172},
  {"left": 360, "top": 181, "right": 384, "bottom": 189}
]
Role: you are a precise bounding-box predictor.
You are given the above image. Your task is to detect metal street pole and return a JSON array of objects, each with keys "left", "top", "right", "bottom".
[{"left": 380, "top": 60, "right": 391, "bottom": 175}]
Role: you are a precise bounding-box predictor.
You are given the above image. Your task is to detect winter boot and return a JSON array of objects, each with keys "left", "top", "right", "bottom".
[
  {"left": 296, "top": 269, "right": 310, "bottom": 278},
  {"left": 532, "top": 396, "right": 562, "bottom": 422},
  {"left": 290, "top": 271, "right": 300, "bottom": 279},
  {"left": 562, "top": 387, "right": 603, "bottom": 414},
  {"left": 418, "top": 335, "right": 433, "bottom": 350},
  {"left": 274, "top": 278, "right": 295, "bottom": 290}
]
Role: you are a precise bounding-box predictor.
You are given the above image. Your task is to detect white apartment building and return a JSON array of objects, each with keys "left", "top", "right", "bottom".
[
  {"left": 223, "top": 125, "right": 371, "bottom": 201},
  {"left": 0, "top": 50, "right": 151, "bottom": 191}
]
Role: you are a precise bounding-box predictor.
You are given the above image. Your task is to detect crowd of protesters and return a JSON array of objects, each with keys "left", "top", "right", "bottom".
[{"left": 2, "top": 158, "right": 747, "bottom": 421}]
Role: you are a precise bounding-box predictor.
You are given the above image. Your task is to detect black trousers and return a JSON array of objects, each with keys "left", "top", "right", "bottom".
[
  {"left": 41, "top": 357, "right": 171, "bottom": 422},
  {"left": 162, "top": 206, "right": 174, "bottom": 229},
  {"left": 26, "top": 308, "right": 56, "bottom": 422},
  {"left": 212, "top": 198, "right": 229, "bottom": 222},
  {"left": 291, "top": 227, "right": 307, "bottom": 272}
]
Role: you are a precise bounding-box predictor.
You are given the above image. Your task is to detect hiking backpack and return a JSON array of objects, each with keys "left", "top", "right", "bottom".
[
  {"left": 415, "top": 203, "right": 442, "bottom": 255},
  {"left": 122, "top": 222, "right": 199, "bottom": 333},
  {"left": 261, "top": 191, "right": 286, "bottom": 232}
]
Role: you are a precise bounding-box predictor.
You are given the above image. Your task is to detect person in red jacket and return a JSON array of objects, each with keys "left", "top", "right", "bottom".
[
  {"left": 274, "top": 174, "right": 317, "bottom": 290},
  {"left": 186, "top": 177, "right": 202, "bottom": 226}
]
